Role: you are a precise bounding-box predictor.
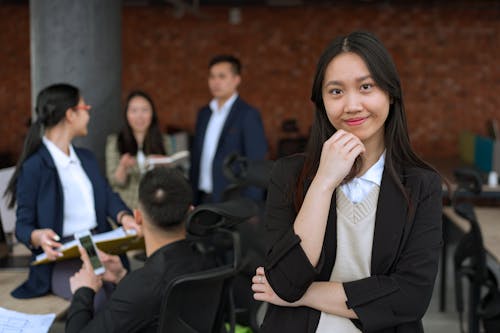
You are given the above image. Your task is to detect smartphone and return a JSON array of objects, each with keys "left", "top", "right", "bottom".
[{"left": 74, "top": 231, "right": 105, "bottom": 275}]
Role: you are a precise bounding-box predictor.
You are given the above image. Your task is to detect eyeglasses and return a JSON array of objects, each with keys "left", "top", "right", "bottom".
[{"left": 73, "top": 104, "right": 91, "bottom": 112}]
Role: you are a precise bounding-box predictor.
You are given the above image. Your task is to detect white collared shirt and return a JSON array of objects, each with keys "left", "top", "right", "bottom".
[
  {"left": 340, "top": 151, "right": 386, "bottom": 203},
  {"left": 199, "top": 93, "right": 238, "bottom": 193},
  {"left": 43, "top": 137, "right": 97, "bottom": 237}
]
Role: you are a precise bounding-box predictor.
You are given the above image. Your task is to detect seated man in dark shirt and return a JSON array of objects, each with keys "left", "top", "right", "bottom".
[{"left": 66, "top": 167, "right": 211, "bottom": 332}]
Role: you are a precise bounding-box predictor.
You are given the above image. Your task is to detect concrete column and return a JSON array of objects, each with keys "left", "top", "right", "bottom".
[{"left": 30, "top": 0, "right": 122, "bottom": 169}]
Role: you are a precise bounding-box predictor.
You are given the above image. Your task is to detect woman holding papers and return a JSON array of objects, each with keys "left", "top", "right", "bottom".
[
  {"left": 105, "top": 90, "right": 177, "bottom": 209},
  {"left": 4, "top": 83, "right": 137, "bottom": 299}
]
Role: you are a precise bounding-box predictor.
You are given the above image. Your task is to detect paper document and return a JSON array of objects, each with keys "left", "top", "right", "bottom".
[
  {"left": 33, "top": 227, "right": 143, "bottom": 265},
  {"left": 0, "top": 307, "right": 55, "bottom": 333},
  {"left": 146, "top": 150, "right": 190, "bottom": 169}
]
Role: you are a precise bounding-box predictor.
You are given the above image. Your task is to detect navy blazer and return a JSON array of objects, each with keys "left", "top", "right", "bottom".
[
  {"left": 190, "top": 97, "right": 268, "bottom": 204},
  {"left": 262, "top": 155, "right": 443, "bottom": 333},
  {"left": 12, "top": 144, "right": 131, "bottom": 299}
]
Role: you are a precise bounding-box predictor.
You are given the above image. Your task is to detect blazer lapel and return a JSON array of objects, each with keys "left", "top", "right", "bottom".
[
  {"left": 39, "top": 145, "right": 57, "bottom": 170},
  {"left": 198, "top": 108, "right": 212, "bottom": 147},
  {"left": 371, "top": 166, "right": 408, "bottom": 274},
  {"left": 39, "top": 145, "right": 65, "bottom": 235},
  {"left": 216, "top": 97, "right": 240, "bottom": 150}
]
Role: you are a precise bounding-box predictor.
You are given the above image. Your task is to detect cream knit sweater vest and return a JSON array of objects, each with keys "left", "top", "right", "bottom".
[{"left": 315, "top": 186, "right": 380, "bottom": 333}]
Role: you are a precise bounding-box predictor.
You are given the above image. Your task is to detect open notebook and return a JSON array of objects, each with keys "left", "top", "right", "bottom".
[{"left": 32, "top": 227, "right": 144, "bottom": 265}]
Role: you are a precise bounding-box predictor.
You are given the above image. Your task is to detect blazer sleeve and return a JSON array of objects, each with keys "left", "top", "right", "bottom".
[
  {"left": 66, "top": 279, "right": 156, "bottom": 333},
  {"left": 343, "top": 171, "right": 443, "bottom": 332},
  {"left": 242, "top": 108, "right": 267, "bottom": 160},
  {"left": 263, "top": 157, "right": 322, "bottom": 302},
  {"left": 105, "top": 134, "right": 122, "bottom": 187},
  {"left": 103, "top": 174, "right": 131, "bottom": 222},
  {"left": 105, "top": 134, "right": 137, "bottom": 189},
  {"left": 14, "top": 160, "right": 41, "bottom": 248}
]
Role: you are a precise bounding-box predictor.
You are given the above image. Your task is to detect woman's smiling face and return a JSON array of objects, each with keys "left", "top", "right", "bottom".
[{"left": 322, "top": 51, "right": 390, "bottom": 150}]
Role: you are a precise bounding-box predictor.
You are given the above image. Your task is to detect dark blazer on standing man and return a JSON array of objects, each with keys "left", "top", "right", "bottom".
[
  {"left": 12, "top": 144, "right": 131, "bottom": 299},
  {"left": 261, "top": 154, "right": 443, "bottom": 333},
  {"left": 190, "top": 96, "right": 268, "bottom": 204}
]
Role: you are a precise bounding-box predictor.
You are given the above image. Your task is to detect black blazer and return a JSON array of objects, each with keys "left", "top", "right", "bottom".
[{"left": 262, "top": 154, "right": 443, "bottom": 333}]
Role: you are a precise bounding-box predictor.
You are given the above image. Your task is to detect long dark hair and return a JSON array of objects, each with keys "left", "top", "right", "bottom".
[
  {"left": 117, "top": 90, "right": 166, "bottom": 156},
  {"left": 295, "top": 31, "right": 436, "bottom": 211},
  {"left": 4, "top": 83, "right": 80, "bottom": 208}
]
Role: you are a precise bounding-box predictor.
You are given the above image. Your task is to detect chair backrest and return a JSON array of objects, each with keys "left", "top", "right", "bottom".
[
  {"left": 453, "top": 167, "right": 482, "bottom": 197},
  {"left": 222, "top": 153, "right": 274, "bottom": 201},
  {"left": 157, "top": 265, "right": 235, "bottom": 333},
  {"left": 157, "top": 199, "right": 258, "bottom": 333},
  {"left": 0, "top": 213, "right": 8, "bottom": 259},
  {"left": 452, "top": 169, "right": 489, "bottom": 333},
  {"left": 276, "top": 137, "right": 308, "bottom": 158},
  {"left": 0, "top": 167, "right": 15, "bottom": 234}
]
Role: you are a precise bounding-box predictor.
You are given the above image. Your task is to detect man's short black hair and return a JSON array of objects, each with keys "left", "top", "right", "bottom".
[
  {"left": 209, "top": 54, "right": 242, "bottom": 75},
  {"left": 138, "top": 167, "right": 193, "bottom": 230}
]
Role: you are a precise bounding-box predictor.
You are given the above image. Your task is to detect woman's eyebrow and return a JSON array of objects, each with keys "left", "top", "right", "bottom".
[{"left": 324, "top": 75, "right": 372, "bottom": 87}]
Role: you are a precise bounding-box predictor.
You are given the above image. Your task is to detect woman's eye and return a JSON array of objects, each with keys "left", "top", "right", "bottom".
[
  {"left": 329, "top": 88, "right": 342, "bottom": 95},
  {"left": 360, "top": 83, "right": 373, "bottom": 91}
]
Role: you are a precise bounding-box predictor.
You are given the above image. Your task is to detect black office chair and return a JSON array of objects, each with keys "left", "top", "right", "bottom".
[
  {"left": 454, "top": 202, "right": 486, "bottom": 333},
  {"left": 276, "top": 118, "right": 308, "bottom": 158},
  {"left": 222, "top": 153, "right": 274, "bottom": 201},
  {"left": 157, "top": 265, "right": 235, "bottom": 333},
  {"left": 157, "top": 198, "right": 259, "bottom": 333},
  {"left": 222, "top": 154, "right": 275, "bottom": 331},
  {"left": 276, "top": 137, "right": 308, "bottom": 158},
  {"left": 452, "top": 168, "right": 498, "bottom": 333}
]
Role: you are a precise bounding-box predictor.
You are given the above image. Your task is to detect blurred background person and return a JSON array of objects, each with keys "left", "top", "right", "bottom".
[
  {"left": 4, "top": 83, "right": 136, "bottom": 300},
  {"left": 190, "top": 55, "right": 268, "bottom": 205},
  {"left": 106, "top": 90, "right": 176, "bottom": 209}
]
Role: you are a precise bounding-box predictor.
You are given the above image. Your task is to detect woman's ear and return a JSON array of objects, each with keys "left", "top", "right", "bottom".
[
  {"left": 133, "top": 209, "right": 143, "bottom": 226},
  {"left": 65, "top": 108, "right": 75, "bottom": 123}
]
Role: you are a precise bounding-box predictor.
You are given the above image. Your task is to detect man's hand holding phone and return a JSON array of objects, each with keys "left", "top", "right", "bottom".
[
  {"left": 98, "top": 250, "right": 127, "bottom": 285},
  {"left": 74, "top": 231, "right": 106, "bottom": 275},
  {"left": 70, "top": 246, "right": 103, "bottom": 294}
]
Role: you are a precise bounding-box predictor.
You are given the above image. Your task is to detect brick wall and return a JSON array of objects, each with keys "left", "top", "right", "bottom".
[
  {"left": 0, "top": 5, "right": 30, "bottom": 164},
  {"left": 1, "top": 2, "right": 499, "bottom": 162}
]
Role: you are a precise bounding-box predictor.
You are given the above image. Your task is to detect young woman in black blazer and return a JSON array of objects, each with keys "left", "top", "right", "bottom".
[{"left": 252, "top": 31, "right": 442, "bottom": 332}]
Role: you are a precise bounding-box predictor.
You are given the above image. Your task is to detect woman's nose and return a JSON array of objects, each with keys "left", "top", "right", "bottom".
[{"left": 344, "top": 93, "right": 363, "bottom": 113}]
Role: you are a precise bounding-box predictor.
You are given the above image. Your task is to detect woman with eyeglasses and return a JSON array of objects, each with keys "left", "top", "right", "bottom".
[{"left": 4, "top": 83, "right": 137, "bottom": 300}]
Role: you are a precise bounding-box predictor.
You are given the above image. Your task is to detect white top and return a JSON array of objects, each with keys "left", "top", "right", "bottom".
[
  {"left": 136, "top": 149, "right": 146, "bottom": 174},
  {"left": 339, "top": 151, "right": 385, "bottom": 203},
  {"left": 199, "top": 93, "right": 238, "bottom": 193},
  {"left": 43, "top": 137, "right": 97, "bottom": 237}
]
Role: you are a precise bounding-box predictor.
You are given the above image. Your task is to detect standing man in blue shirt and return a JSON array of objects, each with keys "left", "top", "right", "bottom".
[{"left": 190, "top": 55, "right": 268, "bottom": 204}]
